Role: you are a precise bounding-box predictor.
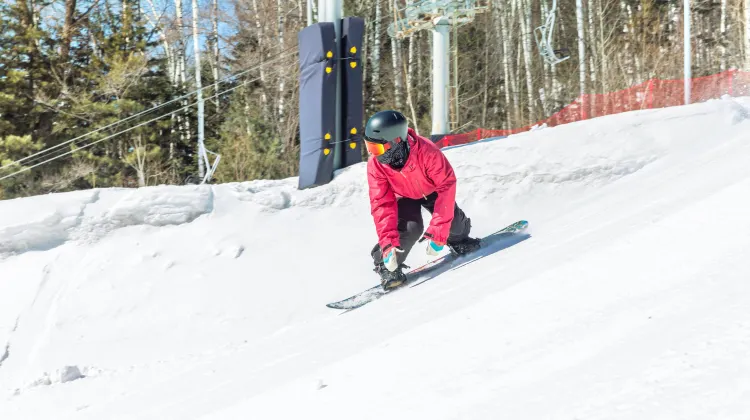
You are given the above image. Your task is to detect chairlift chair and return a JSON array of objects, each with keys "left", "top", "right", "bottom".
[{"left": 534, "top": 0, "right": 569, "bottom": 65}]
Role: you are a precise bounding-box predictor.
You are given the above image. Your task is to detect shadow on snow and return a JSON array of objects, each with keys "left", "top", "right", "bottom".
[{"left": 408, "top": 230, "right": 531, "bottom": 289}]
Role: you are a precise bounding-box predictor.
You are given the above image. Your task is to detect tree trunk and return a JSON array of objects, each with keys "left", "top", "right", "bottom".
[
  {"left": 390, "top": 0, "right": 402, "bottom": 110},
  {"left": 491, "top": 0, "right": 504, "bottom": 122},
  {"left": 597, "top": 0, "right": 609, "bottom": 112},
  {"left": 416, "top": 32, "right": 422, "bottom": 104},
  {"left": 738, "top": 0, "right": 750, "bottom": 71},
  {"left": 371, "top": 0, "right": 382, "bottom": 103},
  {"left": 251, "top": 0, "right": 268, "bottom": 114},
  {"left": 625, "top": 3, "right": 641, "bottom": 82},
  {"left": 61, "top": 0, "right": 78, "bottom": 64},
  {"left": 518, "top": 0, "right": 535, "bottom": 123},
  {"left": 146, "top": 0, "right": 178, "bottom": 149},
  {"left": 587, "top": 0, "right": 597, "bottom": 115},
  {"left": 503, "top": 0, "right": 520, "bottom": 126},
  {"left": 697, "top": 12, "right": 705, "bottom": 72},
  {"left": 146, "top": 0, "right": 176, "bottom": 84},
  {"left": 192, "top": 0, "right": 206, "bottom": 179},
  {"left": 277, "top": 0, "right": 286, "bottom": 122},
  {"left": 452, "top": 20, "right": 459, "bottom": 130},
  {"left": 175, "top": 0, "right": 191, "bottom": 144},
  {"left": 539, "top": 0, "right": 550, "bottom": 116},
  {"left": 498, "top": 0, "right": 512, "bottom": 126},
  {"left": 212, "top": 0, "right": 220, "bottom": 112},
  {"left": 297, "top": 0, "right": 303, "bottom": 27},
  {"left": 122, "top": 0, "right": 132, "bottom": 46},
  {"left": 403, "top": 44, "right": 418, "bottom": 133},
  {"left": 135, "top": 136, "right": 147, "bottom": 187},
  {"left": 481, "top": 30, "right": 490, "bottom": 127},
  {"left": 405, "top": 0, "right": 418, "bottom": 134},
  {"left": 243, "top": 83, "right": 253, "bottom": 136},
  {"left": 17, "top": 0, "right": 39, "bottom": 135},
  {"left": 363, "top": 0, "right": 370, "bottom": 101},
  {"left": 576, "top": 0, "right": 587, "bottom": 118},
  {"left": 619, "top": 0, "right": 632, "bottom": 85},
  {"left": 719, "top": 0, "right": 726, "bottom": 71}
]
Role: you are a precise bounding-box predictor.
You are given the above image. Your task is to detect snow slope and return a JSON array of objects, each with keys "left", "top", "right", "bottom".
[{"left": 1, "top": 97, "right": 750, "bottom": 419}]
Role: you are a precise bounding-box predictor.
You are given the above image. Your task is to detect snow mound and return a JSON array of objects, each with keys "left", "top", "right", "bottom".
[
  {"left": 0, "top": 190, "right": 100, "bottom": 258},
  {"left": 72, "top": 185, "right": 214, "bottom": 243},
  {"left": 228, "top": 164, "right": 367, "bottom": 212},
  {"left": 718, "top": 94, "right": 750, "bottom": 124},
  {"left": 104, "top": 185, "right": 213, "bottom": 227},
  {"left": 0, "top": 185, "right": 213, "bottom": 259},
  {"left": 26, "top": 365, "right": 85, "bottom": 389}
]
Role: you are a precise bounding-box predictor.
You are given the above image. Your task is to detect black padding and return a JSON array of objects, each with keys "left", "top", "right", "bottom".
[
  {"left": 298, "top": 23, "right": 338, "bottom": 189},
  {"left": 340, "top": 17, "right": 365, "bottom": 168}
]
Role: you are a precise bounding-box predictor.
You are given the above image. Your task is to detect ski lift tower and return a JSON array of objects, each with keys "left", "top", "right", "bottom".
[{"left": 388, "top": 0, "right": 486, "bottom": 138}]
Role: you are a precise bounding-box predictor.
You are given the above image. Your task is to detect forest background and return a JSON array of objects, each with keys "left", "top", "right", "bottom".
[{"left": 1, "top": 0, "right": 748, "bottom": 199}]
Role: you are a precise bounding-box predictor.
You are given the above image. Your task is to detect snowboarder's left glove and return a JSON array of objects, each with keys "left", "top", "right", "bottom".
[
  {"left": 421, "top": 234, "right": 444, "bottom": 256},
  {"left": 382, "top": 245, "right": 404, "bottom": 272}
]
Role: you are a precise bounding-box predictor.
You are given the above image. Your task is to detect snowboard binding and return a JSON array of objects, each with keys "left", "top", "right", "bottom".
[
  {"left": 447, "top": 237, "right": 483, "bottom": 256},
  {"left": 374, "top": 262, "right": 410, "bottom": 291}
]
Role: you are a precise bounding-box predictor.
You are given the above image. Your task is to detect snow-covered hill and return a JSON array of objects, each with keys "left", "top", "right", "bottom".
[{"left": 2, "top": 97, "right": 750, "bottom": 419}]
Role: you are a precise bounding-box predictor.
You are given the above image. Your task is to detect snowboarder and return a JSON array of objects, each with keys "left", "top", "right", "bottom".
[{"left": 364, "top": 110, "right": 482, "bottom": 290}]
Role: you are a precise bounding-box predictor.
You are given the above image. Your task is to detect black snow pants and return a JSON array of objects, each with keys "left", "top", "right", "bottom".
[{"left": 371, "top": 192, "right": 472, "bottom": 266}]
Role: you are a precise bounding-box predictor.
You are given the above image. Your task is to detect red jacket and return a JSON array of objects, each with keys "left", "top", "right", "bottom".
[{"left": 368, "top": 128, "right": 457, "bottom": 251}]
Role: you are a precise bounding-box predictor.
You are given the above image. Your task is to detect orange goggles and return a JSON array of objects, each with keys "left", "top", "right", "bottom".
[{"left": 364, "top": 140, "right": 392, "bottom": 156}]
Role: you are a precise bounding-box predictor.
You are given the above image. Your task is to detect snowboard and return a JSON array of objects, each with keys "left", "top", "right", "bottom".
[{"left": 326, "top": 220, "right": 529, "bottom": 311}]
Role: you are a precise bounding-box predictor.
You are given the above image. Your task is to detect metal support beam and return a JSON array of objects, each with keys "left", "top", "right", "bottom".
[
  {"left": 307, "top": 0, "right": 313, "bottom": 27},
  {"left": 432, "top": 17, "right": 450, "bottom": 136}
]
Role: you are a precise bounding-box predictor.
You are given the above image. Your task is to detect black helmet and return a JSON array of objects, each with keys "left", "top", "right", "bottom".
[{"left": 365, "top": 110, "right": 408, "bottom": 146}]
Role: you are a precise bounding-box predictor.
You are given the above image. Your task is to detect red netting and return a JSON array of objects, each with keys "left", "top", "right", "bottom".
[{"left": 437, "top": 70, "right": 750, "bottom": 149}]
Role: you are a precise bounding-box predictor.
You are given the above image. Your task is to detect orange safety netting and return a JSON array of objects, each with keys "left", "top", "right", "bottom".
[{"left": 436, "top": 69, "right": 750, "bottom": 149}]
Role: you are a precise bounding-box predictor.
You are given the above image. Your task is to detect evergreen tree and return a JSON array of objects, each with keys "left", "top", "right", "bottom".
[
  {"left": 0, "top": 135, "right": 44, "bottom": 199},
  {"left": 0, "top": 0, "right": 54, "bottom": 139}
]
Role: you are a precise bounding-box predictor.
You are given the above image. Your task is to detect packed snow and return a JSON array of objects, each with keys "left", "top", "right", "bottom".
[{"left": 1, "top": 97, "right": 750, "bottom": 419}]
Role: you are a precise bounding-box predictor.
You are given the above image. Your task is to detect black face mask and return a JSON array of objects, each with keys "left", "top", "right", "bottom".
[{"left": 376, "top": 139, "right": 410, "bottom": 170}]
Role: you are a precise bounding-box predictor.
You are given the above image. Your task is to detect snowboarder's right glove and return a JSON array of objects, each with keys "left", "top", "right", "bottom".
[{"left": 382, "top": 245, "right": 404, "bottom": 272}]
